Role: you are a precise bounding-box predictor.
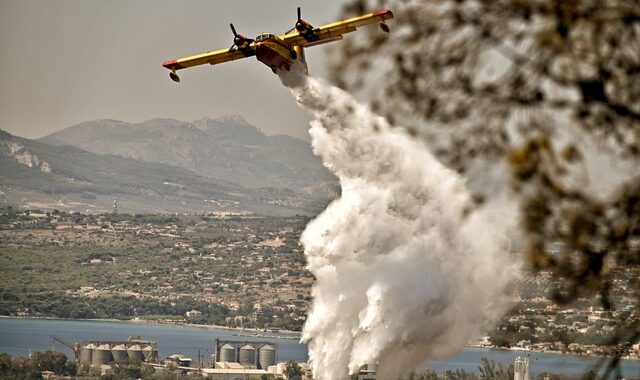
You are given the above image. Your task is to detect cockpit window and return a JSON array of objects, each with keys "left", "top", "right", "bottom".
[{"left": 256, "top": 33, "right": 275, "bottom": 42}]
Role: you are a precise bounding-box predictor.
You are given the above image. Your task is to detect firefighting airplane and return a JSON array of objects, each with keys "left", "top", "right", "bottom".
[{"left": 162, "top": 7, "right": 393, "bottom": 82}]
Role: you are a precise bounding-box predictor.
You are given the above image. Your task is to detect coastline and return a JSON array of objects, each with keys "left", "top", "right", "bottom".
[
  {"left": 2, "top": 315, "right": 637, "bottom": 361},
  {"left": 465, "top": 345, "right": 639, "bottom": 362},
  {"left": 0, "top": 314, "right": 302, "bottom": 339}
]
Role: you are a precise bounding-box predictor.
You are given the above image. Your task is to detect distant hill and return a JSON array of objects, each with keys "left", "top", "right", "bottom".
[
  {"left": 40, "top": 116, "right": 338, "bottom": 198},
  {"left": 0, "top": 129, "right": 328, "bottom": 215}
]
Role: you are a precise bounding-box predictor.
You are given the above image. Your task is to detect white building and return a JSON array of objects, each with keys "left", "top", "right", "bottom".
[{"left": 186, "top": 309, "right": 203, "bottom": 317}]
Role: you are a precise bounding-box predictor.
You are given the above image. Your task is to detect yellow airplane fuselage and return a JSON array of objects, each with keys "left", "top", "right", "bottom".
[
  {"left": 254, "top": 34, "right": 308, "bottom": 74},
  {"left": 161, "top": 9, "right": 393, "bottom": 82}
]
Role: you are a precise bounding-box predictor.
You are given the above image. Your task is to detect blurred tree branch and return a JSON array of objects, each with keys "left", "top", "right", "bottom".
[{"left": 328, "top": 0, "right": 639, "bottom": 371}]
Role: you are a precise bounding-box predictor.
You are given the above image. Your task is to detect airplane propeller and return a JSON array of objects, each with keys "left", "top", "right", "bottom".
[
  {"left": 296, "top": 6, "right": 303, "bottom": 31},
  {"left": 285, "top": 7, "right": 314, "bottom": 35},
  {"left": 229, "top": 23, "right": 254, "bottom": 51}
]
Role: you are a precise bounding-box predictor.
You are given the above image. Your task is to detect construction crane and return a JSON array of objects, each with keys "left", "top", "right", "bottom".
[{"left": 51, "top": 335, "right": 81, "bottom": 360}]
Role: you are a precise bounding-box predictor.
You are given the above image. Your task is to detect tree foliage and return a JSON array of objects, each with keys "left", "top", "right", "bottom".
[
  {"left": 284, "top": 360, "right": 304, "bottom": 379},
  {"left": 478, "top": 358, "right": 514, "bottom": 380},
  {"left": 329, "top": 0, "right": 639, "bottom": 364},
  {"left": 395, "top": 358, "right": 597, "bottom": 379},
  {"left": 0, "top": 350, "right": 76, "bottom": 379},
  {"left": 0, "top": 292, "right": 230, "bottom": 324}
]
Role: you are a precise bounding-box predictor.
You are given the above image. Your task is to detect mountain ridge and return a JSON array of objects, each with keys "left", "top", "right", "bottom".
[
  {"left": 40, "top": 116, "right": 337, "bottom": 198},
  {"left": 0, "top": 129, "right": 327, "bottom": 215}
]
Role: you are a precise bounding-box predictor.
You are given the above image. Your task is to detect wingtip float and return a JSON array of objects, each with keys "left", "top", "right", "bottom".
[{"left": 161, "top": 8, "right": 393, "bottom": 83}]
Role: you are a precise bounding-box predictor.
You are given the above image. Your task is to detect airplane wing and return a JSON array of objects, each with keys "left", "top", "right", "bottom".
[
  {"left": 279, "top": 9, "right": 393, "bottom": 48},
  {"left": 162, "top": 46, "right": 255, "bottom": 73}
]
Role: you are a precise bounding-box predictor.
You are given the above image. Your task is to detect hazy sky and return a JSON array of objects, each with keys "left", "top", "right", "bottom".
[{"left": 0, "top": 0, "right": 349, "bottom": 140}]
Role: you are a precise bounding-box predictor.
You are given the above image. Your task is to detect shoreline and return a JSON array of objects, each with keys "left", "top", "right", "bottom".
[
  {"left": 2, "top": 315, "right": 637, "bottom": 361},
  {"left": 0, "top": 314, "right": 302, "bottom": 338},
  {"left": 465, "top": 345, "right": 639, "bottom": 362}
]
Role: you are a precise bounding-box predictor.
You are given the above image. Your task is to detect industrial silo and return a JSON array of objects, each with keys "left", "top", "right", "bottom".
[
  {"left": 238, "top": 344, "right": 256, "bottom": 368},
  {"left": 142, "top": 345, "right": 158, "bottom": 362},
  {"left": 111, "top": 344, "right": 128, "bottom": 363},
  {"left": 218, "top": 343, "right": 236, "bottom": 363},
  {"left": 80, "top": 343, "right": 95, "bottom": 365},
  {"left": 258, "top": 344, "right": 275, "bottom": 369},
  {"left": 92, "top": 344, "right": 113, "bottom": 365},
  {"left": 127, "top": 344, "right": 144, "bottom": 363}
]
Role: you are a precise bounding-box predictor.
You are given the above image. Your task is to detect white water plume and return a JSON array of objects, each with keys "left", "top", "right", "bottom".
[{"left": 280, "top": 70, "right": 518, "bottom": 380}]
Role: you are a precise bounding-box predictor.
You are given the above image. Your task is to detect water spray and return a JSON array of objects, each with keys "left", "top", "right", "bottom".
[{"left": 280, "top": 69, "right": 518, "bottom": 379}]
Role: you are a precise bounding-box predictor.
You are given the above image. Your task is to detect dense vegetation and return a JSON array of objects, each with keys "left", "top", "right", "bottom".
[
  {"left": 2, "top": 206, "right": 637, "bottom": 340},
  {"left": 0, "top": 293, "right": 230, "bottom": 324},
  {"left": 0, "top": 351, "right": 76, "bottom": 380},
  {"left": 0, "top": 208, "right": 311, "bottom": 332}
]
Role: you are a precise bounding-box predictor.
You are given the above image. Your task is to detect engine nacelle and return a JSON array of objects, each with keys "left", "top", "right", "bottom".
[{"left": 295, "top": 21, "right": 313, "bottom": 35}]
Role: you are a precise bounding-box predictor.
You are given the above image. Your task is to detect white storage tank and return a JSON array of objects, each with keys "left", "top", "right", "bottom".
[
  {"left": 142, "top": 345, "right": 158, "bottom": 362},
  {"left": 127, "top": 344, "right": 144, "bottom": 363},
  {"left": 219, "top": 343, "right": 236, "bottom": 363},
  {"left": 92, "top": 344, "right": 112, "bottom": 365},
  {"left": 111, "top": 344, "right": 128, "bottom": 363},
  {"left": 238, "top": 344, "right": 255, "bottom": 368},
  {"left": 258, "top": 344, "right": 275, "bottom": 369},
  {"left": 80, "top": 343, "right": 95, "bottom": 365}
]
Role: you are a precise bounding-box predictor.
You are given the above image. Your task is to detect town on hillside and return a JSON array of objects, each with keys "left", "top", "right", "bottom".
[{"left": 0, "top": 207, "right": 638, "bottom": 361}]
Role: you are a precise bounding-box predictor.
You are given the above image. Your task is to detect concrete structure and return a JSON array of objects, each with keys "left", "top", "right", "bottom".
[
  {"left": 142, "top": 345, "right": 158, "bottom": 362},
  {"left": 213, "top": 338, "right": 277, "bottom": 369},
  {"left": 111, "top": 344, "right": 128, "bottom": 363},
  {"left": 258, "top": 344, "right": 276, "bottom": 370},
  {"left": 168, "top": 353, "right": 194, "bottom": 367},
  {"left": 201, "top": 367, "right": 269, "bottom": 380},
  {"left": 92, "top": 344, "right": 113, "bottom": 365},
  {"left": 214, "top": 362, "right": 245, "bottom": 369},
  {"left": 79, "top": 343, "right": 95, "bottom": 365},
  {"left": 219, "top": 344, "right": 236, "bottom": 363},
  {"left": 78, "top": 337, "right": 159, "bottom": 366},
  {"left": 238, "top": 345, "right": 256, "bottom": 368},
  {"left": 127, "top": 344, "right": 144, "bottom": 364}
]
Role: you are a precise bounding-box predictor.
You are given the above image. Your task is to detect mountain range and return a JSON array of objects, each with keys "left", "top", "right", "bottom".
[
  {"left": 40, "top": 116, "right": 337, "bottom": 198},
  {"left": 0, "top": 116, "right": 337, "bottom": 215}
]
